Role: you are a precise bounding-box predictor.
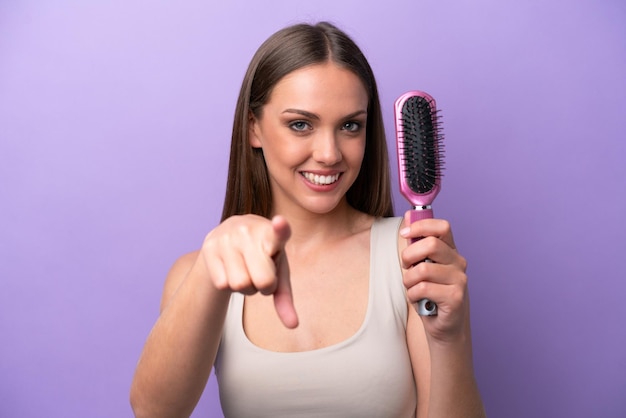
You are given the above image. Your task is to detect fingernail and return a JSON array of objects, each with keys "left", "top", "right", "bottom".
[{"left": 400, "top": 227, "right": 410, "bottom": 237}]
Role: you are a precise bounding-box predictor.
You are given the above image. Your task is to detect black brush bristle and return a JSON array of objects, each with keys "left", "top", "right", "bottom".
[{"left": 401, "top": 95, "right": 444, "bottom": 194}]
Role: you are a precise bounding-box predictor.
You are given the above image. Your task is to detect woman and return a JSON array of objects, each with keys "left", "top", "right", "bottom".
[{"left": 130, "top": 21, "right": 486, "bottom": 417}]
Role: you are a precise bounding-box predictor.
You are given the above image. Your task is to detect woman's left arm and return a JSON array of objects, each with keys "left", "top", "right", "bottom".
[{"left": 400, "top": 213, "right": 486, "bottom": 418}]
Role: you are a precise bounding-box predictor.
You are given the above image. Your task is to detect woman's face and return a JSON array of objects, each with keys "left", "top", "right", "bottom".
[{"left": 249, "top": 62, "right": 368, "bottom": 217}]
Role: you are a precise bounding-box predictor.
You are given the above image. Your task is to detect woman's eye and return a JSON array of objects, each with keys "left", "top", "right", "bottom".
[
  {"left": 289, "top": 121, "right": 311, "bottom": 132},
  {"left": 342, "top": 121, "right": 361, "bottom": 132}
]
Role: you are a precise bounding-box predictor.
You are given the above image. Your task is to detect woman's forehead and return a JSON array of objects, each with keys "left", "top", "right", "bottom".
[{"left": 264, "top": 63, "right": 368, "bottom": 115}]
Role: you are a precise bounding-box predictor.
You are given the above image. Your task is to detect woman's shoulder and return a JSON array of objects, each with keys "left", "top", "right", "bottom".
[
  {"left": 159, "top": 250, "right": 200, "bottom": 312},
  {"left": 171, "top": 250, "right": 200, "bottom": 271},
  {"left": 371, "top": 216, "right": 407, "bottom": 258},
  {"left": 372, "top": 216, "right": 403, "bottom": 238},
  {"left": 373, "top": 215, "right": 402, "bottom": 227}
]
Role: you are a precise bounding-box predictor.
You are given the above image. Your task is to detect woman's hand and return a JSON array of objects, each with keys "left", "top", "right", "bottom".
[
  {"left": 201, "top": 214, "right": 298, "bottom": 328},
  {"left": 399, "top": 212, "right": 469, "bottom": 344}
]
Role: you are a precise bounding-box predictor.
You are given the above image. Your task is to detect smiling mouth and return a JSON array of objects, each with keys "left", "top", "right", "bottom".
[{"left": 301, "top": 172, "right": 341, "bottom": 185}]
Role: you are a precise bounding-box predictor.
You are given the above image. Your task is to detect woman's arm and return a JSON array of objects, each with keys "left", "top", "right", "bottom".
[
  {"left": 406, "top": 301, "right": 485, "bottom": 417},
  {"left": 401, "top": 214, "right": 486, "bottom": 418},
  {"left": 129, "top": 252, "right": 231, "bottom": 418},
  {"left": 129, "top": 214, "right": 297, "bottom": 417}
]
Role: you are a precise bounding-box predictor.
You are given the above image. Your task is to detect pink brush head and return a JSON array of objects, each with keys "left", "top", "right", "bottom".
[{"left": 394, "top": 90, "right": 444, "bottom": 208}]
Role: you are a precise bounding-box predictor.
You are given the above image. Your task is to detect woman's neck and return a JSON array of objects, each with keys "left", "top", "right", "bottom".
[{"left": 274, "top": 203, "right": 373, "bottom": 250}]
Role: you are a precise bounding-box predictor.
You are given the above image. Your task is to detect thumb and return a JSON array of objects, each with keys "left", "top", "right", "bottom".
[
  {"left": 262, "top": 215, "right": 291, "bottom": 256},
  {"left": 270, "top": 215, "right": 291, "bottom": 246},
  {"left": 270, "top": 215, "right": 298, "bottom": 328}
]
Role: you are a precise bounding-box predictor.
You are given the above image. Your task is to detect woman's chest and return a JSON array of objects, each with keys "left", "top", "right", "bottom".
[{"left": 243, "top": 247, "right": 370, "bottom": 352}]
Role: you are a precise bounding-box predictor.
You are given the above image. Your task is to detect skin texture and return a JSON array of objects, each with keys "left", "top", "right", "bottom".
[{"left": 130, "top": 62, "right": 486, "bottom": 418}]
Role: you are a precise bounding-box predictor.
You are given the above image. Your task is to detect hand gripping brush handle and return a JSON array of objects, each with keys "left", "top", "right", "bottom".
[{"left": 394, "top": 91, "right": 444, "bottom": 316}]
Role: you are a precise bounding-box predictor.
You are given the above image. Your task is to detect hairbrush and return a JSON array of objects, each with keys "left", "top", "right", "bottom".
[{"left": 394, "top": 90, "right": 444, "bottom": 316}]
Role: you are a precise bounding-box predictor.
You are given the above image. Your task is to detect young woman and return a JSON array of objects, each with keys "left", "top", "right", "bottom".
[{"left": 130, "top": 22, "right": 486, "bottom": 418}]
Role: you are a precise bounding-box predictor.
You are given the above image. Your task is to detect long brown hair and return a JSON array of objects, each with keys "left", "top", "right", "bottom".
[{"left": 221, "top": 22, "right": 394, "bottom": 221}]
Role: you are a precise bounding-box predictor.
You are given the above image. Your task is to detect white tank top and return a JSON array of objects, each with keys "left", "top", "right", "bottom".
[{"left": 214, "top": 217, "right": 417, "bottom": 417}]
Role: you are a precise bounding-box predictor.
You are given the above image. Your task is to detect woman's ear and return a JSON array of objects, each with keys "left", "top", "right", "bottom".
[{"left": 248, "top": 112, "right": 262, "bottom": 148}]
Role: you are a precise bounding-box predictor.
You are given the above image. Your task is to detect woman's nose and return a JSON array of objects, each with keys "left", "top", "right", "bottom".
[{"left": 312, "top": 131, "right": 342, "bottom": 165}]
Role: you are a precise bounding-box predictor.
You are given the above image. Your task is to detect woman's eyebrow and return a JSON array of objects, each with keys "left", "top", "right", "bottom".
[
  {"left": 281, "top": 109, "right": 367, "bottom": 120},
  {"left": 282, "top": 109, "right": 320, "bottom": 120},
  {"left": 343, "top": 110, "right": 367, "bottom": 119}
]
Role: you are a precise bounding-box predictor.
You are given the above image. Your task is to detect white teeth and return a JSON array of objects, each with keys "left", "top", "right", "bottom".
[{"left": 302, "top": 172, "right": 340, "bottom": 185}]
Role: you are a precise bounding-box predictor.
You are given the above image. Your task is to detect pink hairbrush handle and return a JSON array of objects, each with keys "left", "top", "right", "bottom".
[
  {"left": 409, "top": 206, "right": 438, "bottom": 316},
  {"left": 409, "top": 206, "right": 434, "bottom": 225}
]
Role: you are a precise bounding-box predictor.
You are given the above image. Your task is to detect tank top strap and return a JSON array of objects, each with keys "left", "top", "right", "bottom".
[{"left": 370, "top": 216, "right": 408, "bottom": 330}]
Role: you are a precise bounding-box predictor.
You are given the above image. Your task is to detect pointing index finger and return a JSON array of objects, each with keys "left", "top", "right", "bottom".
[{"left": 269, "top": 215, "right": 298, "bottom": 328}]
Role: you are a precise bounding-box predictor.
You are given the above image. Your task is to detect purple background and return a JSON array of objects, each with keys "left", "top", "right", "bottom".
[{"left": 1, "top": 1, "right": 625, "bottom": 417}]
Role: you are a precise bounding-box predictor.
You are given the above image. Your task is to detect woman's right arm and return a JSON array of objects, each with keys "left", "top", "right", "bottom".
[
  {"left": 129, "top": 214, "right": 297, "bottom": 418},
  {"left": 129, "top": 250, "right": 231, "bottom": 418}
]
